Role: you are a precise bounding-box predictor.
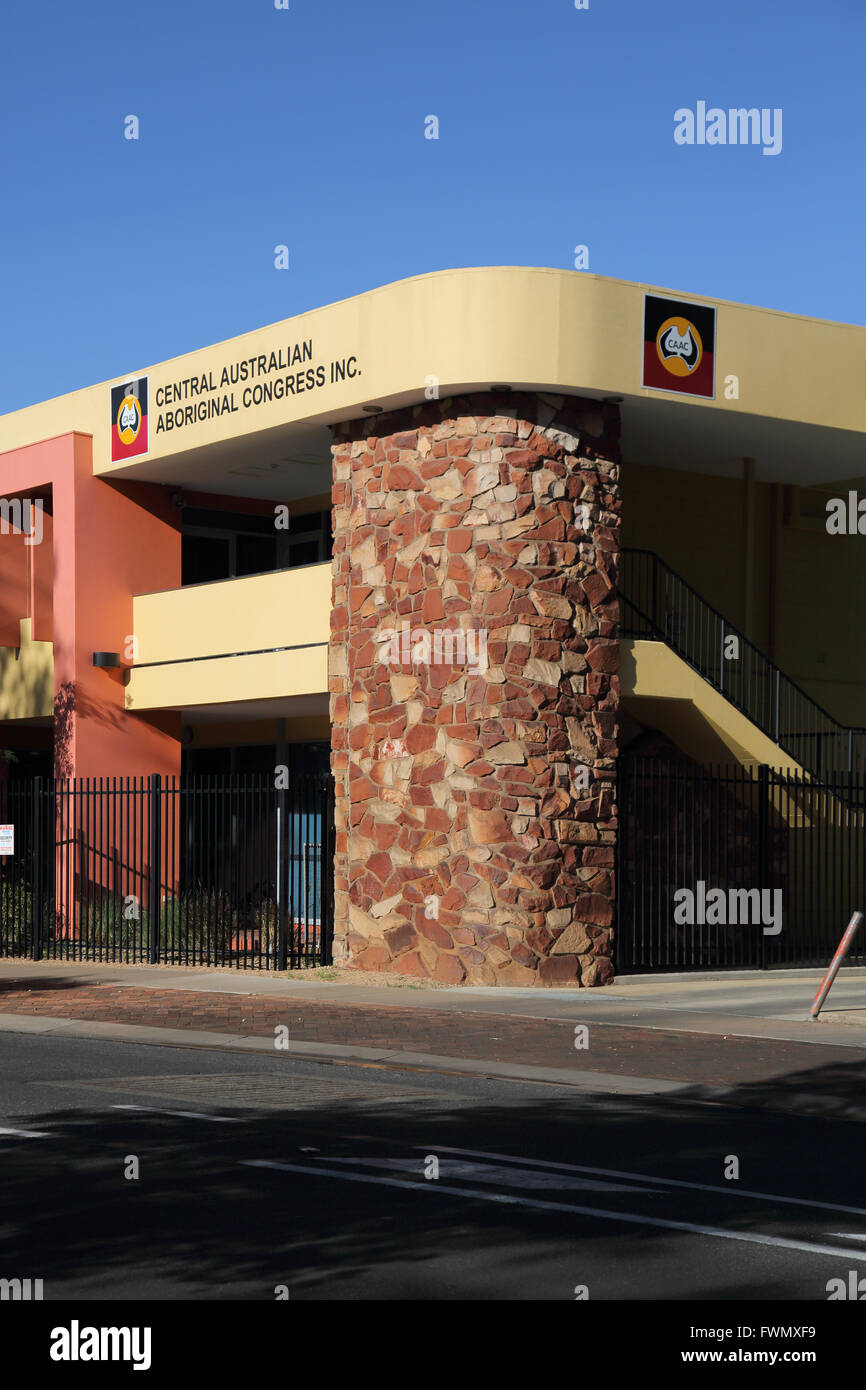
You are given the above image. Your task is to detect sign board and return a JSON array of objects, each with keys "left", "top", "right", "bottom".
[
  {"left": 0, "top": 824, "right": 14, "bottom": 856},
  {"left": 642, "top": 294, "right": 716, "bottom": 399},
  {"left": 110, "top": 376, "right": 149, "bottom": 463}
]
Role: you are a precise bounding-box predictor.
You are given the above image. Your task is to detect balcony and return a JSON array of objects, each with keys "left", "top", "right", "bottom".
[{"left": 126, "top": 563, "right": 330, "bottom": 712}]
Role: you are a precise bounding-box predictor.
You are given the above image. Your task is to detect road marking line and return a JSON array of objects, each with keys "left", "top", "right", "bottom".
[
  {"left": 0, "top": 1125, "right": 52, "bottom": 1139},
  {"left": 311, "top": 1155, "right": 658, "bottom": 1194},
  {"left": 424, "top": 1144, "right": 866, "bottom": 1220},
  {"left": 110, "top": 1104, "right": 240, "bottom": 1123},
  {"left": 239, "top": 1160, "right": 866, "bottom": 1262}
]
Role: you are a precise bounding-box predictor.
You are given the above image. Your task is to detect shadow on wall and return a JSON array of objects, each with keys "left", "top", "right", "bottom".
[{"left": 53, "top": 679, "right": 135, "bottom": 778}]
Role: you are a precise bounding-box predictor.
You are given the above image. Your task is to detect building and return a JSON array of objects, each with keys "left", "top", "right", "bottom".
[{"left": 1, "top": 267, "right": 864, "bottom": 983}]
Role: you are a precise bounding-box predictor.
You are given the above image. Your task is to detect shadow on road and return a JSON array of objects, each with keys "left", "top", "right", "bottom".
[
  {"left": 2, "top": 1062, "right": 864, "bottom": 1299},
  {"left": 680, "top": 1051, "right": 866, "bottom": 1120}
]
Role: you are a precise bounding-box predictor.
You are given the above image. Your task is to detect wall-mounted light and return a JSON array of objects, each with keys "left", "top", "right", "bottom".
[
  {"left": 491, "top": 384, "right": 512, "bottom": 393},
  {"left": 92, "top": 652, "right": 121, "bottom": 668},
  {"left": 362, "top": 404, "right": 384, "bottom": 414},
  {"left": 602, "top": 395, "right": 624, "bottom": 405}
]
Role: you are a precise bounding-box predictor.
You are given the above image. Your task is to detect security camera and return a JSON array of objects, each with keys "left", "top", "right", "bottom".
[{"left": 171, "top": 490, "right": 187, "bottom": 510}]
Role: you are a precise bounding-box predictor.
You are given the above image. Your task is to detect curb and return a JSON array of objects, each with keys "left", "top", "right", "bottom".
[
  {"left": 0, "top": 1012, "right": 681, "bottom": 1095},
  {"left": 4, "top": 1011, "right": 866, "bottom": 1122}
]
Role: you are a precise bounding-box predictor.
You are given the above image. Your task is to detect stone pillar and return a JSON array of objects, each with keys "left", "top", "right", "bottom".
[{"left": 329, "top": 391, "right": 620, "bottom": 986}]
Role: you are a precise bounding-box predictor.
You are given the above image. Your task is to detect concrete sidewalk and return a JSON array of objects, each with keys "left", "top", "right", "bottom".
[{"left": 0, "top": 956, "right": 862, "bottom": 1044}]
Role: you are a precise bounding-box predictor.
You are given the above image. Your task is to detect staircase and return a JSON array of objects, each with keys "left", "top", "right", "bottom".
[{"left": 618, "top": 549, "right": 866, "bottom": 782}]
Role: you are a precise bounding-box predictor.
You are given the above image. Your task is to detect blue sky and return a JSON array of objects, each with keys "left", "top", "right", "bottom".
[{"left": 0, "top": 0, "right": 862, "bottom": 414}]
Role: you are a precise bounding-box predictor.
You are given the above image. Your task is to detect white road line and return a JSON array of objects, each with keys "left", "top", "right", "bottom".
[
  {"left": 424, "top": 1144, "right": 866, "bottom": 1220},
  {"left": 829, "top": 1233, "right": 866, "bottom": 1241},
  {"left": 240, "top": 1159, "right": 866, "bottom": 1262},
  {"left": 0, "top": 1125, "right": 53, "bottom": 1139},
  {"left": 311, "top": 1155, "right": 659, "bottom": 1194},
  {"left": 110, "top": 1104, "right": 240, "bottom": 1123}
]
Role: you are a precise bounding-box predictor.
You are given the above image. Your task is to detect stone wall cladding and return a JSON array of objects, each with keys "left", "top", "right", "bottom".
[{"left": 329, "top": 391, "right": 621, "bottom": 987}]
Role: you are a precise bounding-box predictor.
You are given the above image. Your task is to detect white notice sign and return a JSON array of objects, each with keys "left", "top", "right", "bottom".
[{"left": 0, "top": 825, "right": 14, "bottom": 856}]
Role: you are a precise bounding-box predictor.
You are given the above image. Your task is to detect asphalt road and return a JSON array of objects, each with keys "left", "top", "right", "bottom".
[{"left": 1, "top": 1032, "right": 865, "bottom": 1300}]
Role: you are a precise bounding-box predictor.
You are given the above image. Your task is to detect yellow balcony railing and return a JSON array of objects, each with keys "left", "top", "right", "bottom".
[{"left": 127, "top": 563, "right": 330, "bottom": 711}]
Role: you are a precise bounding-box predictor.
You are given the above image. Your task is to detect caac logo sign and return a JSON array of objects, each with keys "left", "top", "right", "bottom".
[
  {"left": 642, "top": 295, "right": 715, "bottom": 399},
  {"left": 110, "top": 377, "right": 149, "bottom": 462}
]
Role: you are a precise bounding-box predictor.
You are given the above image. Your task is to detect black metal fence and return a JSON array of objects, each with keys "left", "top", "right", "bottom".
[
  {"left": 0, "top": 773, "right": 335, "bottom": 969},
  {"left": 620, "top": 549, "right": 866, "bottom": 780},
  {"left": 618, "top": 756, "right": 866, "bottom": 971}
]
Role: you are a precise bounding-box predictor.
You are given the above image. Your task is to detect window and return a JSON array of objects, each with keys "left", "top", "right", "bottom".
[{"left": 181, "top": 506, "right": 332, "bottom": 585}]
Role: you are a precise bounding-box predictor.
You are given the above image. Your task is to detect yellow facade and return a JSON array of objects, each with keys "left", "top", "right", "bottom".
[
  {"left": 3, "top": 267, "right": 864, "bottom": 470},
  {"left": 1, "top": 266, "right": 864, "bottom": 751},
  {"left": 127, "top": 563, "right": 330, "bottom": 711},
  {"left": 0, "top": 620, "right": 53, "bottom": 720}
]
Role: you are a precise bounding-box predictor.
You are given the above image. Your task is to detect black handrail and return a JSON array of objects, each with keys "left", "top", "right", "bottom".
[{"left": 619, "top": 548, "right": 866, "bottom": 779}]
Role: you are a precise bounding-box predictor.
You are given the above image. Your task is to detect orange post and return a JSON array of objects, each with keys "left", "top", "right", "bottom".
[{"left": 810, "top": 911, "right": 863, "bottom": 1019}]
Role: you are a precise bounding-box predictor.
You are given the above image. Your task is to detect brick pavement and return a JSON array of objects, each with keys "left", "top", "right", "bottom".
[{"left": 1, "top": 977, "right": 864, "bottom": 1089}]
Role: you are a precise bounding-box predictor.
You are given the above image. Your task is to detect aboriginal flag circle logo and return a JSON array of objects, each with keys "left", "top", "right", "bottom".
[
  {"left": 655, "top": 316, "right": 703, "bottom": 378},
  {"left": 116, "top": 394, "right": 142, "bottom": 445}
]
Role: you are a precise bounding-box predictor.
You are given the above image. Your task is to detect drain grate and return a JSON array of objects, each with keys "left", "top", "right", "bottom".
[{"left": 46, "top": 1072, "right": 445, "bottom": 1110}]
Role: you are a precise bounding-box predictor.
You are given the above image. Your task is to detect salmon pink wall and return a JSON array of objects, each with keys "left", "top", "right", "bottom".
[
  {"left": 0, "top": 432, "right": 182, "bottom": 778},
  {"left": 0, "top": 525, "right": 28, "bottom": 647},
  {"left": 30, "top": 500, "right": 53, "bottom": 642}
]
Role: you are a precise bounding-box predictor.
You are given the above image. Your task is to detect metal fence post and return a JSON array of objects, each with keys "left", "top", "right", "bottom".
[
  {"left": 322, "top": 772, "right": 335, "bottom": 966},
  {"left": 815, "top": 732, "right": 822, "bottom": 782},
  {"left": 148, "top": 773, "right": 161, "bottom": 963},
  {"left": 31, "top": 777, "right": 43, "bottom": 961},
  {"left": 276, "top": 780, "right": 288, "bottom": 972},
  {"left": 758, "top": 764, "right": 769, "bottom": 969}
]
